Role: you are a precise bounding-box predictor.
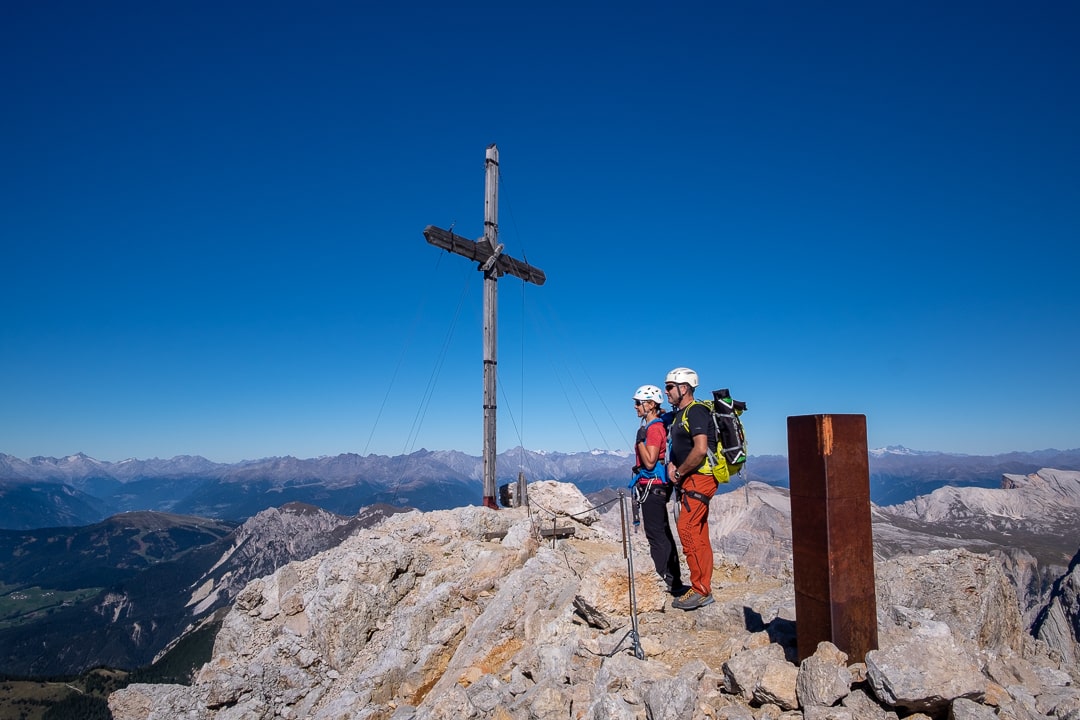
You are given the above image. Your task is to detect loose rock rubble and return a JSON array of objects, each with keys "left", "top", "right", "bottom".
[{"left": 110, "top": 482, "right": 1078, "bottom": 720}]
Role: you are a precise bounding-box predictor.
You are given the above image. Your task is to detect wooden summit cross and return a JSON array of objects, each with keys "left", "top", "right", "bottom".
[{"left": 423, "top": 144, "right": 546, "bottom": 508}]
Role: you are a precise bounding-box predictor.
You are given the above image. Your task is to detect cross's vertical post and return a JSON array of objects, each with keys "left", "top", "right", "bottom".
[
  {"left": 481, "top": 145, "right": 499, "bottom": 508},
  {"left": 423, "top": 145, "right": 546, "bottom": 508},
  {"left": 787, "top": 413, "right": 878, "bottom": 663}
]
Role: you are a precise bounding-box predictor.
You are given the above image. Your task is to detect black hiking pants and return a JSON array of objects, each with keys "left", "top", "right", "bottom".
[{"left": 638, "top": 483, "right": 682, "bottom": 589}]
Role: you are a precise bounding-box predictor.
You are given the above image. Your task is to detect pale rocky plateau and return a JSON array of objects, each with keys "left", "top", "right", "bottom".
[{"left": 109, "top": 473, "right": 1080, "bottom": 720}]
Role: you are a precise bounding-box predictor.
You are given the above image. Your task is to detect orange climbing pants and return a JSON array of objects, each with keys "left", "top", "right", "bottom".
[{"left": 676, "top": 472, "right": 717, "bottom": 597}]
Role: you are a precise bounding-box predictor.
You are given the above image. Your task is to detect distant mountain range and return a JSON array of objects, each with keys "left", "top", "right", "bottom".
[
  {"left": 0, "top": 448, "right": 630, "bottom": 529},
  {"left": 865, "top": 446, "right": 1080, "bottom": 504},
  {"left": 2, "top": 446, "right": 1079, "bottom": 530}
]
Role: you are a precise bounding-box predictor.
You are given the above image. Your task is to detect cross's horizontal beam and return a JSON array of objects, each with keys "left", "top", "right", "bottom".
[{"left": 424, "top": 225, "right": 546, "bottom": 286}]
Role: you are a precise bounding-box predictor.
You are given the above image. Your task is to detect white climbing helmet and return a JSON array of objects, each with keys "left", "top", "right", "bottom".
[
  {"left": 633, "top": 385, "right": 663, "bottom": 405},
  {"left": 665, "top": 367, "right": 699, "bottom": 388}
]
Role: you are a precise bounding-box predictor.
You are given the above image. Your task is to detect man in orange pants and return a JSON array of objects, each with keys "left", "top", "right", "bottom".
[{"left": 665, "top": 367, "right": 717, "bottom": 610}]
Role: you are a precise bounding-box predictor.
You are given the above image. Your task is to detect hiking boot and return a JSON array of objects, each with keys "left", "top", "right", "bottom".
[{"left": 671, "top": 590, "right": 715, "bottom": 611}]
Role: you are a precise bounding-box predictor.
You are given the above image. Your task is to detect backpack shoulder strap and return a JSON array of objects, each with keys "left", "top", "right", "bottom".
[
  {"left": 634, "top": 418, "right": 669, "bottom": 485},
  {"left": 678, "top": 400, "right": 706, "bottom": 432}
]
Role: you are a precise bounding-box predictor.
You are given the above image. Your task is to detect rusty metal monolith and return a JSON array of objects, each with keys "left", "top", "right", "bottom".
[{"left": 788, "top": 414, "right": 878, "bottom": 662}]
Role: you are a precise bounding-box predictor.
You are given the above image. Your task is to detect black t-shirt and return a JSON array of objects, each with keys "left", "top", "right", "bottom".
[{"left": 668, "top": 402, "right": 715, "bottom": 468}]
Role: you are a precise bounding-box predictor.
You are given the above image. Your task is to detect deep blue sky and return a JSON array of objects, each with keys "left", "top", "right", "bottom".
[{"left": 3, "top": 1, "right": 1078, "bottom": 463}]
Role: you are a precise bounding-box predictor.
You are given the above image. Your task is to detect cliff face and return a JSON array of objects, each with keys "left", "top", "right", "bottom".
[
  {"left": 875, "top": 469, "right": 1080, "bottom": 634},
  {"left": 1032, "top": 547, "right": 1080, "bottom": 668},
  {"left": 110, "top": 481, "right": 1080, "bottom": 720}
]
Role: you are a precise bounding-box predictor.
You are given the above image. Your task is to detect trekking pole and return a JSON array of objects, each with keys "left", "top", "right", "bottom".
[
  {"left": 618, "top": 489, "right": 628, "bottom": 559},
  {"left": 619, "top": 491, "right": 645, "bottom": 660}
]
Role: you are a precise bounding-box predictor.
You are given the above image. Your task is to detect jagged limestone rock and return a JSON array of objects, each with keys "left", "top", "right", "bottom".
[
  {"left": 841, "top": 688, "right": 891, "bottom": 720},
  {"left": 722, "top": 643, "right": 798, "bottom": 710},
  {"left": 846, "top": 662, "right": 867, "bottom": 684},
  {"left": 802, "top": 707, "right": 854, "bottom": 720},
  {"left": 588, "top": 653, "right": 698, "bottom": 720},
  {"left": 573, "top": 595, "right": 611, "bottom": 629},
  {"left": 1034, "top": 687, "right": 1080, "bottom": 719},
  {"left": 528, "top": 480, "right": 601, "bottom": 525},
  {"left": 950, "top": 697, "right": 998, "bottom": 720},
  {"left": 989, "top": 546, "right": 1062, "bottom": 626},
  {"left": 714, "top": 703, "right": 754, "bottom": 720},
  {"left": 724, "top": 643, "right": 785, "bottom": 702},
  {"left": 106, "top": 683, "right": 202, "bottom": 720},
  {"left": 107, "top": 482, "right": 1074, "bottom": 720},
  {"left": 1033, "top": 664, "right": 1073, "bottom": 689},
  {"left": 875, "top": 548, "right": 1026, "bottom": 656},
  {"left": 753, "top": 703, "right": 783, "bottom": 720},
  {"left": 797, "top": 641, "right": 852, "bottom": 708},
  {"left": 876, "top": 470, "right": 1080, "bottom": 637},
  {"left": 754, "top": 659, "right": 799, "bottom": 711},
  {"left": 578, "top": 554, "right": 669, "bottom": 615},
  {"left": 985, "top": 654, "right": 1046, "bottom": 691},
  {"left": 865, "top": 621, "right": 987, "bottom": 716},
  {"left": 996, "top": 697, "right": 1049, "bottom": 720},
  {"left": 1032, "top": 550, "right": 1080, "bottom": 670}
]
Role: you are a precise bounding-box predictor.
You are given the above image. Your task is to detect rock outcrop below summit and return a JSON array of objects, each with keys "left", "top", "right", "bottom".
[
  {"left": 1032, "top": 546, "right": 1080, "bottom": 669},
  {"left": 110, "top": 482, "right": 1078, "bottom": 720}
]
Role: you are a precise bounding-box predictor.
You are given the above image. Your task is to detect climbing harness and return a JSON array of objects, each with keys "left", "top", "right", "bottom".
[
  {"left": 630, "top": 477, "right": 660, "bottom": 530},
  {"left": 677, "top": 482, "right": 714, "bottom": 513}
]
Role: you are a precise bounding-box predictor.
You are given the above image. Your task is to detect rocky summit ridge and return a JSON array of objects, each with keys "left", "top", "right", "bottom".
[{"left": 110, "top": 480, "right": 1080, "bottom": 720}]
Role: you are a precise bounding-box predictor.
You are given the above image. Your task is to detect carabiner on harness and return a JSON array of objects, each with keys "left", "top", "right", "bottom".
[{"left": 631, "top": 477, "right": 660, "bottom": 529}]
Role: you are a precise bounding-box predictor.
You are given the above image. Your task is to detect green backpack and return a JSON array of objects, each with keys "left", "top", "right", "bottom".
[{"left": 677, "top": 389, "right": 748, "bottom": 484}]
